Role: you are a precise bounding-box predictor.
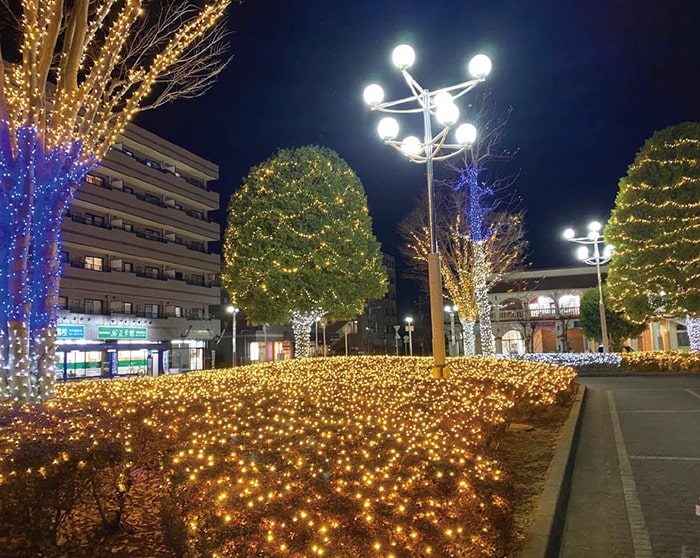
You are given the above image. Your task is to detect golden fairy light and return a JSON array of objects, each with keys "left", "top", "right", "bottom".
[{"left": 0, "top": 356, "right": 576, "bottom": 556}]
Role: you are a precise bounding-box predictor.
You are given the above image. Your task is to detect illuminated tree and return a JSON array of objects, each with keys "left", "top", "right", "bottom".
[
  {"left": 0, "top": 1, "right": 229, "bottom": 402},
  {"left": 399, "top": 189, "right": 526, "bottom": 356},
  {"left": 400, "top": 99, "right": 526, "bottom": 356},
  {"left": 605, "top": 122, "right": 700, "bottom": 351},
  {"left": 222, "top": 146, "right": 387, "bottom": 358},
  {"left": 580, "top": 287, "right": 646, "bottom": 351}
]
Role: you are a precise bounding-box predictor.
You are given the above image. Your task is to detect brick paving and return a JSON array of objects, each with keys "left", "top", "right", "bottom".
[{"left": 559, "top": 376, "right": 700, "bottom": 558}]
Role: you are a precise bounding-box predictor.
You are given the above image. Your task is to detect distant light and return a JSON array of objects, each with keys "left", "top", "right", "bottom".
[
  {"left": 468, "top": 54, "right": 492, "bottom": 79},
  {"left": 563, "top": 228, "right": 575, "bottom": 239},
  {"left": 588, "top": 221, "right": 602, "bottom": 233},
  {"left": 377, "top": 117, "right": 399, "bottom": 140},
  {"left": 603, "top": 244, "right": 614, "bottom": 258},
  {"left": 405, "top": 316, "right": 414, "bottom": 324},
  {"left": 400, "top": 136, "right": 422, "bottom": 157},
  {"left": 577, "top": 246, "right": 589, "bottom": 260},
  {"left": 436, "top": 102, "right": 459, "bottom": 126},
  {"left": 363, "top": 83, "right": 384, "bottom": 106},
  {"left": 455, "top": 123, "right": 477, "bottom": 145},
  {"left": 392, "top": 44, "right": 415, "bottom": 70},
  {"left": 227, "top": 305, "right": 239, "bottom": 314}
]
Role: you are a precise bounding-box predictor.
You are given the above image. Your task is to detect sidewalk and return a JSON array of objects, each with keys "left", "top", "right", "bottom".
[{"left": 558, "top": 381, "right": 635, "bottom": 557}]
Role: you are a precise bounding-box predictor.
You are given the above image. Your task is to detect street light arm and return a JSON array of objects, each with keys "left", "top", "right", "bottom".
[
  {"left": 401, "top": 69, "right": 425, "bottom": 101},
  {"left": 370, "top": 78, "right": 485, "bottom": 115}
]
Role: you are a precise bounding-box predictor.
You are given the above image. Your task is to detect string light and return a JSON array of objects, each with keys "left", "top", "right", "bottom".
[
  {"left": 0, "top": 0, "right": 230, "bottom": 403},
  {"left": 606, "top": 122, "right": 700, "bottom": 351},
  {"left": 0, "top": 356, "right": 576, "bottom": 556},
  {"left": 222, "top": 146, "right": 387, "bottom": 339}
]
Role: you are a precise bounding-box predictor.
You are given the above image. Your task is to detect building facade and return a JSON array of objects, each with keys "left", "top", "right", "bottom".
[
  {"left": 488, "top": 266, "right": 690, "bottom": 354},
  {"left": 56, "top": 124, "right": 221, "bottom": 379}
]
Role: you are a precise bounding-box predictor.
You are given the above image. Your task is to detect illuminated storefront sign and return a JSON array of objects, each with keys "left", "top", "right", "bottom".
[
  {"left": 97, "top": 326, "right": 148, "bottom": 340},
  {"left": 56, "top": 325, "right": 85, "bottom": 339}
]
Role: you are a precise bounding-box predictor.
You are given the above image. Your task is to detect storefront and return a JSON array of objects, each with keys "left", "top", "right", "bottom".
[{"left": 55, "top": 323, "right": 168, "bottom": 380}]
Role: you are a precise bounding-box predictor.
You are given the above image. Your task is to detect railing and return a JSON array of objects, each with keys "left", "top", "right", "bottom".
[
  {"left": 135, "top": 269, "right": 167, "bottom": 281},
  {"left": 111, "top": 145, "right": 208, "bottom": 191},
  {"left": 492, "top": 304, "right": 581, "bottom": 322}
]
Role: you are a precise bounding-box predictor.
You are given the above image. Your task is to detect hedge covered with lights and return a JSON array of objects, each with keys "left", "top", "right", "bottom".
[
  {"left": 511, "top": 351, "right": 700, "bottom": 373},
  {"left": 0, "top": 356, "right": 575, "bottom": 557}
]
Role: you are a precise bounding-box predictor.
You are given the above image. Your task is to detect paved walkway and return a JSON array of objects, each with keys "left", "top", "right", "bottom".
[{"left": 559, "top": 375, "right": 700, "bottom": 557}]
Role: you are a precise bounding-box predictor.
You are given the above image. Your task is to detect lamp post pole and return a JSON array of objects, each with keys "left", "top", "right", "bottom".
[
  {"left": 227, "top": 305, "right": 239, "bottom": 367},
  {"left": 364, "top": 45, "right": 491, "bottom": 379},
  {"left": 405, "top": 316, "right": 414, "bottom": 356},
  {"left": 564, "top": 222, "right": 613, "bottom": 352}
]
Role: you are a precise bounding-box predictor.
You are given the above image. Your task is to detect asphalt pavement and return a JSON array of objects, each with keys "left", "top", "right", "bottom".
[{"left": 559, "top": 375, "right": 700, "bottom": 557}]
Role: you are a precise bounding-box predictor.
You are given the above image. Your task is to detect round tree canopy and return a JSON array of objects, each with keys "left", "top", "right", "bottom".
[
  {"left": 223, "top": 146, "right": 387, "bottom": 324},
  {"left": 606, "top": 122, "right": 700, "bottom": 322}
]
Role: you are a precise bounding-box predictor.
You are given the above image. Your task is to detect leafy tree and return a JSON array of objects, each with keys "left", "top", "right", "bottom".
[
  {"left": 605, "top": 122, "right": 700, "bottom": 351},
  {"left": 222, "top": 146, "right": 387, "bottom": 358},
  {"left": 580, "top": 287, "right": 646, "bottom": 351},
  {"left": 0, "top": 1, "right": 230, "bottom": 403}
]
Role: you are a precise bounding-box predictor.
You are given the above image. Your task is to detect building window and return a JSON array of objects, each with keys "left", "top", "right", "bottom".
[
  {"left": 677, "top": 325, "right": 690, "bottom": 347},
  {"left": 144, "top": 304, "right": 160, "bottom": 318},
  {"left": 145, "top": 266, "right": 159, "bottom": 279},
  {"left": 123, "top": 185, "right": 134, "bottom": 194},
  {"left": 85, "top": 174, "right": 104, "bottom": 187},
  {"left": 85, "top": 213, "right": 104, "bottom": 226},
  {"left": 57, "top": 296, "right": 67, "bottom": 309},
  {"left": 62, "top": 251, "right": 69, "bottom": 262},
  {"left": 173, "top": 306, "right": 183, "bottom": 317},
  {"left": 122, "top": 302, "right": 133, "bottom": 314},
  {"left": 84, "top": 299, "right": 103, "bottom": 314},
  {"left": 85, "top": 256, "right": 103, "bottom": 271},
  {"left": 123, "top": 223, "right": 133, "bottom": 232},
  {"left": 123, "top": 262, "right": 133, "bottom": 273}
]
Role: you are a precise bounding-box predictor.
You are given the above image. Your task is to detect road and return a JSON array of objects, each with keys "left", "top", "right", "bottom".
[{"left": 560, "top": 375, "right": 700, "bottom": 557}]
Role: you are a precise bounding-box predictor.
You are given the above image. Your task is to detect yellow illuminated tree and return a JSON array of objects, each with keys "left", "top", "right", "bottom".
[
  {"left": 606, "top": 122, "right": 700, "bottom": 351},
  {"left": 0, "top": 0, "right": 230, "bottom": 403},
  {"left": 222, "top": 146, "right": 387, "bottom": 359}
]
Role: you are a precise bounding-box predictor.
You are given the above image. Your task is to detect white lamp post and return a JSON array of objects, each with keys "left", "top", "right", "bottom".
[
  {"left": 444, "top": 304, "right": 459, "bottom": 355},
  {"left": 364, "top": 45, "right": 490, "bottom": 378},
  {"left": 226, "top": 305, "right": 239, "bottom": 367},
  {"left": 405, "top": 316, "right": 414, "bottom": 356},
  {"left": 563, "top": 222, "right": 614, "bottom": 352}
]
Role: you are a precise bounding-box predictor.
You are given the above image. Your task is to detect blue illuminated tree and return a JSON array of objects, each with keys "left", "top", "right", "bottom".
[
  {"left": 0, "top": 1, "right": 229, "bottom": 403},
  {"left": 400, "top": 98, "right": 526, "bottom": 356}
]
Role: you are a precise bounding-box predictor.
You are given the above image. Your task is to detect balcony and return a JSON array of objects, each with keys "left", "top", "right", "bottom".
[{"left": 492, "top": 305, "right": 581, "bottom": 322}]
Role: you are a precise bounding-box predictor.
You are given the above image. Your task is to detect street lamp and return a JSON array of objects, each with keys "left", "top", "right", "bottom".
[
  {"left": 444, "top": 304, "right": 459, "bottom": 356},
  {"left": 226, "top": 305, "right": 239, "bottom": 367},
  {"left": 405, "top": 316, "right": 414, "bottom": 356},
  {"left": 563, "top": 222, "right": 614, "bottom": 352},
  {"left": 364, "top": 44, "right": 490, "bottom": 378}
]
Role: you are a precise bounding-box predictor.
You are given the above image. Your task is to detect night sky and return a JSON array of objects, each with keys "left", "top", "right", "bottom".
[{"left": 137, "top": 0, "right": 700, "bottom": 312}]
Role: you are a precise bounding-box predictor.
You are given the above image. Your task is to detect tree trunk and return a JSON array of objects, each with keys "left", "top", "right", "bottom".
[
  {"left": 687, "top": 315, "right": 700, "bottom": 353},
  {"left": 473, "top": 243, "right": 494, "bottom": 356},
  {"left": 0, "top": 125, "right": 89, "bottom": 403},
  {"left": 459, "top": 318, "right": 476, "bottom": 356}
]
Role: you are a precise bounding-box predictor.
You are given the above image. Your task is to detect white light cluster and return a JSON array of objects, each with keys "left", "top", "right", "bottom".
[
  {"left": 502, "top": 352, "right": 622, "bottom": 367},
  {"left": 687, "top": 316, "right": 700, "bottom": 353}
]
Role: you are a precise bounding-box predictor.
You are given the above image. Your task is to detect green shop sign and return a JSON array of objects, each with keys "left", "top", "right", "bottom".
[{"left": 97, "top": 326, "right": 148, "bottom": 340}]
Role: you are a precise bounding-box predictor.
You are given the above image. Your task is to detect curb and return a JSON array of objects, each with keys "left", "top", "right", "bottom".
[{"left": 519, "top": 382, "right": 586, "bottom": 558}]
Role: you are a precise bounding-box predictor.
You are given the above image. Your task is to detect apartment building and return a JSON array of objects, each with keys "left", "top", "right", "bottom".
[{"left": 56, "top": 124, "right": 221, "bottom": 379}]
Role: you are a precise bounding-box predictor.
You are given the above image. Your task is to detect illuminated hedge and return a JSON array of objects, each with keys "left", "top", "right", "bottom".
[{"left": 0, "top": 356, "right": 575, "bottom": 557}]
